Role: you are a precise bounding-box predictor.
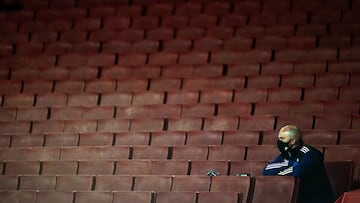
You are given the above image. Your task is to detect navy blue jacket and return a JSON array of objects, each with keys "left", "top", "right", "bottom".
[{"left": 263, "top": 143, "right": 334, "bottom": 203}]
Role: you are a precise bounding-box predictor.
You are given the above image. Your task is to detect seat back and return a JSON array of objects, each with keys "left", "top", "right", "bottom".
[
  {"left": 251, "top": 176, "right": 297, "bottom": 203},
  {"left": 324, "top": 160, "right": 354, "bottom": 199}
]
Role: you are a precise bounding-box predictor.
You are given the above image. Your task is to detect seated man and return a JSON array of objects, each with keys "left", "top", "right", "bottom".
[{"left": 263, "top": 125, "right": 334, "bottom": 203}]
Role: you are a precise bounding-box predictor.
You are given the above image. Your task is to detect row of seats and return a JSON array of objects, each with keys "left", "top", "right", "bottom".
[
  {"left": 0, "top": 144, "right": 359, "bottom": 162},
  {"left": 1, "top": 48, "right": 359, "bottom": 67},
  {"left": 1, "top": 129, "right": 359, "bottom": 147},
  {"left": 1, "top": 87, "right": 359, "bottom": 108},
  {"left": 19, "top": 0, "right": 352, "bottom": 11},
  {"left": 8, "top": 1, "right": 354, "bottom": 17},
  {"left": 0, "top": 101, "right": 358, "bottom": 120},
  {"left": 1, "top": 72, "right": 359, "bottom": 91},
  {"left": 1, "top": 35, "right": 357, "bottom": 57},
  {"left": 0, "top": 114, "right": 358, "bottom": 133},
  {"left": 1, "top": 62, "right": 359, "bottom": 81},
  {"left": 0, "top": 156, "right": 354, "bottom": 178},
  {"left": 2, "top": 25, "right": 359, "bottom": 46},
  {"left": 3, "top": 12, "right": 355, "bottom": 31},
  {"left": 2, "top": 18, "right": 359, "bottom": 36},
  {"left": 1, "top": 190, "right": 241, "bottom": 203},
  {"left": 0, "top": 159, "right": 354, "bottom": 202},
  {"left": 0, "top": 160, "right": 264, "bottom": 176},
  {"left": 0, "top": 175, "right": 297, "bottom": 203}
]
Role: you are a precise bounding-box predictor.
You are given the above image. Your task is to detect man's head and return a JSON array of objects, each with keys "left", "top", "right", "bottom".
[{"left": 277, "top": 125, "right": 302, "bottom": 153}]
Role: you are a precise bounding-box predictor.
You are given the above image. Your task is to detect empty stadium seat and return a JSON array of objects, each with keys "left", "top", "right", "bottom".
[
  {"left": 246, "top": 145, "right": 279, "bottom": 161},
  {"left": 208, "top": 145, "right": 246, "bottom": 161},
  {"left": 222, "top": 131, "right": 260, "bottom": 145},
  {"left": 324, "top": 145, "right": 360, "bottom": 181},
  {"left": 251, "top": 176, "right": 297, "bottom": 203},
  {"left": 210, "top": 176, "right": 251, "bottom": 201},
  {"left": 172, "top": 175, "right": 210, "bottom": 191},
  {"left": 4, "top": 160, "right": 40, "bottom": 175},
  {"left": 113, "top": 191, "right": 153, "bottom": 203},
  {"left": 190, "top": 160, "right": 228, "bottom": 175},
  {"left": 151, "top": 160, "right": 189, "bottom": 175},
  {"left": 325, "top": 161, "right": 354, "bottom": 200},
  {"left": 0, "top": 175, "right": 19, "bottom": 190},
  {"left": 155, "top": 191, "right": 195, "bottom": 203},
  {"left": 229, "top": 160, "right": 268, "bottom": 177},
  {"left": 339, "top": 131, "right": 360, "bottom": 145},
  {"left": 75, "top": 191, "right": 113, "bottom": 203},
  {"left": 42, "top": 160, "right": 78, "bottom": 175},
  {"left": 35, "top": 191, "right": 74, "bottom": 203},
  {"left": 55, "top": 175, "right": 93, "bottom": 190},
  {"left": 186, "top": 131, "right": 222, "bottom": 145},
  {"left": 95, "top": 175, "right": 133, "bottom": 191},
  {"left": 133, "top": 175, "right": 172, "bottom": 191},
  {"left": 300, "top": 130, "right": 338, "bottom": 145},
  {"left": 172, "top": 145, "right": 208, "bottom": 160},
  {"left": 198, "top": 191, "right": 240, "bottom": 203},
  {"left": 78, "top": 160, "right": 114, "bottom": 175},
  {"left": 60, "top": 146, "right": 130, "bottom": 160},
  {"left": 19, "top": 175, "right": 56, "bottom": 190},
  {"left": 132, "top": 145, "right": 169, "bottom": 159}
]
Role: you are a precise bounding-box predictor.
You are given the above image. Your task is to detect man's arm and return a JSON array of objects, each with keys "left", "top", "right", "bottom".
[
  {"left": 263, "top": 155, "right": 290, "bottom": 176},
  {"left": 277, "top": 150, "right": 322, "bottom": 177}
]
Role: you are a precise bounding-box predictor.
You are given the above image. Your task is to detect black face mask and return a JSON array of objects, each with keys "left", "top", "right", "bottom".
[{"left": 277, "top": 140, "right": 291, "bottom": 154}]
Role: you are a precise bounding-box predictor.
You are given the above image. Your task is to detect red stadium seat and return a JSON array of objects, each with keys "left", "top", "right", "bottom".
[
  {"left": 251, "top": 176, "right": 297, "bottom": 203},
  {"left": 19, "top": 175, "right": 56, "bottom": 190},
  {"left": 60, "top": 146, "right": 130, "bottom": 160},
  {"left": 42, "top": 160, "right": 78, "bottom": 175},
  {"left": 203, "top": 116, "right": 239, "bottom": 131},
  {"left": 151, "top": 131, "right": 186, "bottom": 146},
  {"left": 172, "top": 145, "right": 208, "bottom": 160},
  {"left": 324, "top": 145, "right": 360, "bottom": 180},
  {"left": 133, "top": 175, "right": 172, "bottom": 191},
  {"left": 56, "top": 175, "right": 93, "bottom": 190},
  {"left": 339, "top": 131, "right": 360, "bottom": 145},
  {"left": 79, "top": 132, "right": 113, "bottom": 146},
  {"left": 210, "top": 176, "right": 250, "bottom": 202},
  {"left": 44, "top": 133, "right": 78, "bottom": 147},
  {"left": 95, "top": 175, "right": 133, "bottom": 191},
  {"left": 113, "top": 191, "right": 153, "bottom": 203},
  {"left": 199, "top": 192, "right": 240, "bottom": 203},
  {"left": 151, "top": 160, "right": 189, "bottom": 175},
  {"left": 167, "top": 117, "right": 203, "bottom": 131},
  {"left": 35, "top": 191, "right": 74, "bottom": 203},
  {"left": 78, "top": 160, "right": 114, "bottom": 175},
  {"left": 156, "top": 191, "right": 195, "bottom": 203},
  {"left": 208, "top": 145, "right": 246, "bottom": 161},
  {"left": 75, "top": 191, "right": 113, "bottom": 203},
  {"left": 223, "top": 131, "right": 260, "bottom": 145},
  {"left": 11, "top": 134, "right": 44, "bottom": 147},
  {"left": 239, "top": 115, "right": 275, "bottom": 131},
  {"left": 4, "top": 161, "right": 40, "bottom": 175},
  {"left": 186, "top": 131, "right": 222, "bottom": 146},
  {"left": 181, "top": 104, "right": 214, "bottom": 117},
  {"left": 229, "top": 160, "right": 268, "bottom": 177},
  {"left": 190, "top": 160, "right": 228, "bottom": 175},
  {"left": 115, "top": 160, "right": 151, "bottom": 175},
  {"left": 246, "top": 145, "right": 279, "bottom": 161},
  {"left": 324, "top": 161, "right": 354, "bottom": 200},
  {"left": 300, "top": 130, "right": 338, "bottom": 145},
  {"left": 132, "top": 146, "right": 169, "bottom": 159},
  {"left": 0, "top": 175, "right": 19, "bottom": 190},
  {"left": 172, "top": 175, "right": 210, "bottom": 191},
  {"left": 115, "top": 132, "right": 150, "bottom": 146}
]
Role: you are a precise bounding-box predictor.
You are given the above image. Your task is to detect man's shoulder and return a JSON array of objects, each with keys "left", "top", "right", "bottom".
[{"left": 300, "top": 144, "right": 322, "bottom": 155}]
